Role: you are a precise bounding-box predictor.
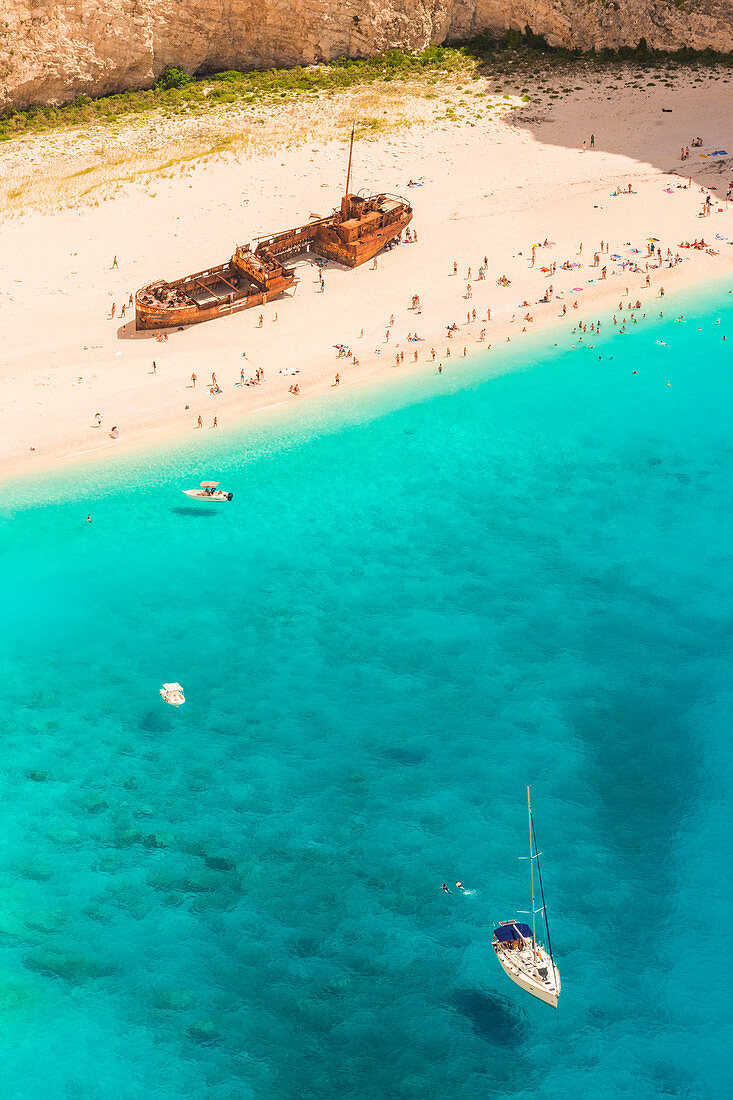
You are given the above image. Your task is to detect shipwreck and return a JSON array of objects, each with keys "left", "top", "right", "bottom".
[{"left": 135, "top": 133, "right": 413, "bottom": 331}]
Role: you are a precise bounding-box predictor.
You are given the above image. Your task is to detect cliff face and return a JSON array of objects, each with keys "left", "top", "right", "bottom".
[{"left": 2, "top": 0, "right": 733, "bottom": 111}]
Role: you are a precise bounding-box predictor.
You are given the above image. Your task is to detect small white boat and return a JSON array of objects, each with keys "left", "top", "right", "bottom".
[
  {"left": 160, "top": 682, "right": 185, "bottom": 706},
  {"left": 492, "top": 788, "right": 561, "bottom": 1008},
  {"left": 182, "top": 480, "right": 233, "bottom": 502}
]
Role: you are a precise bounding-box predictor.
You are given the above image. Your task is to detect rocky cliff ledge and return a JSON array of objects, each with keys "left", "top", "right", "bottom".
[{"left": 2, "top": 1, "right": 733, "bottom": 111}]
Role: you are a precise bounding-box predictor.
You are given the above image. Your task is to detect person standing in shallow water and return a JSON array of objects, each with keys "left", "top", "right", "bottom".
[{"left": 590, "top": 133, "right": 595, "bottom": 149}]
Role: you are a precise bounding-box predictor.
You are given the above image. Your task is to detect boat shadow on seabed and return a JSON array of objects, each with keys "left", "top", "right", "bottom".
[
  {"left": 450, "top": 988, "right": 527, "bottom": 1045},
  {"left": 171, "top": 507, "right": 220, "bottom": 518}
]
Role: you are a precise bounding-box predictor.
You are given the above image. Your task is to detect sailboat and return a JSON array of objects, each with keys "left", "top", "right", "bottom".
[{"left": 492, "top": 788, "right": 561, "bottom": 1008}]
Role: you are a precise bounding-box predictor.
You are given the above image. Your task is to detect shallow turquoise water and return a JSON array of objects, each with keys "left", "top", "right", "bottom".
[{"left": 1, "top": 287, "right": 732, "bottom": 1098}]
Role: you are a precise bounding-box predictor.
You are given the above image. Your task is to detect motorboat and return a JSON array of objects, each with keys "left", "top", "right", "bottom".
[
  {"left": 160, "top": 682, "right": 185, "bottom": 706},
  {"left": 492, "top": 788, "right": 561, "bottom": 1008},
  {"left": 182, "top": 480, "right": 233, "bottom": 502}
]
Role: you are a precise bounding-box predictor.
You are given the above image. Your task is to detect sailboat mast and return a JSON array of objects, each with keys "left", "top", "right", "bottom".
[
  {"left": 528, "top": 786, "right": 537, "bottom": 960},
  {"left": 531, "top": 810, "right": 555, "bottom": 964},
  {"left": 345, "top": 125, "right": 355, "bottom": 198}
]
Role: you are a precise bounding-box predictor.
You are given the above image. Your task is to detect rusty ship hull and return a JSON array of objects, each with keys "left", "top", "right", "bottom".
[
  {"left": 253, "top": 195, "right": 413, "bottom": 270},
  {"left": 135, "top": 252, "right": 296, "bottom": 332}
]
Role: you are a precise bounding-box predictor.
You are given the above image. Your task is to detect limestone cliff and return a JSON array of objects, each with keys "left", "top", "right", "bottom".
[{"left": 2, "top": 1, "right": 733, "bottom": 111}]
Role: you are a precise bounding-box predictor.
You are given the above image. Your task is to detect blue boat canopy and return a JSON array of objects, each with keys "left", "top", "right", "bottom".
[{"left": 493, "top": 922, "right": 532, "bottom": 942}]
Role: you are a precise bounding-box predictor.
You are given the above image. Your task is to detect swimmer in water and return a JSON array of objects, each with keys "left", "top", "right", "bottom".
[
  {"left": 456, "top": 882, "right": 465, "bottom": 892},
  {"left": 441, "top": 883, "right": 451, "bottom": 893},
  {"left": 86, "top": 514, "right": 91, "bottom": 522}
]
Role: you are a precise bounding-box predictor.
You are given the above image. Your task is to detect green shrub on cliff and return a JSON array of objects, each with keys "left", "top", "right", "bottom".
[{"left": 155, "top": 66, "right": 194, "bottom": 91}]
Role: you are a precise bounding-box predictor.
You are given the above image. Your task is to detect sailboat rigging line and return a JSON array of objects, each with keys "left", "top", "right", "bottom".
[{"left": 530, "top": 810, "right": 555, "bottom": 966}]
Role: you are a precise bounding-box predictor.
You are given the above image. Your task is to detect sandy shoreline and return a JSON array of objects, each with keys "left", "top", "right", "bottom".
[{"left": 1, "top": 72, "right": 731, "bottom": 485}]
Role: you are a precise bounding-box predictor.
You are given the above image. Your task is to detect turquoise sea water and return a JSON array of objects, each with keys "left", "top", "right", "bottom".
[{"left": 1, "top": 286, "right": 732, "bottom": 1098}]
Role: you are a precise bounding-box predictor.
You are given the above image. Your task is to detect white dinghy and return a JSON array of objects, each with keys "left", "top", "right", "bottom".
[
  {"left": 183, "top": 480, "right": 233, "bottom": 502},
  {"left": 160, "top": 682, "right": 185, "bottom": 706},
  {"left": 492, "top": 788, "right": 561, "bottom": 1008}
]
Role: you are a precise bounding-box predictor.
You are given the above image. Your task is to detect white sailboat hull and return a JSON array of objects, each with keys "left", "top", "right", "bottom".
[{"left": 493, "top": 944, "right": 561, "bottom": 1008}]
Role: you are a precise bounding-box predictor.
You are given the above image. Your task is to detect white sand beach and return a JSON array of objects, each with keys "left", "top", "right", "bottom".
[{"left": 1, "top": 72, "right": 731, "bottom": 480}]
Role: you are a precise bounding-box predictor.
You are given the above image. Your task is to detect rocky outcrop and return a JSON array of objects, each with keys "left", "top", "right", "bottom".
[{"left": 2, "top": 1, "right": 733, "bottom": 111}]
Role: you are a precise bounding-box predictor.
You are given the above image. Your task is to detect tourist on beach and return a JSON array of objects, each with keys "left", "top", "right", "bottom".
[
  {"left": 213, "top": 417, "right": 218, "bottom": 428},
  {"left": 334, "top": 373, "right": 340, "bottom": 385},
  {"left": 152, "top": 361, "right": 156, "bottom": 374},
  {"left": 590, "top": 134, "right": 595, "bottom": 148},
  {"left": 191, "top": 372, "right": 197, "bottom": 387},
  {"left": 112, "top": 256, "right": 118, "bottom": 268},
  {"left": 197, "top": 415, "right": 203, "bottom": 428}
]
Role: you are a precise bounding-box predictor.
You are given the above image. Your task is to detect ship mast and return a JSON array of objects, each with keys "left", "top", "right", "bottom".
[
  {"left": 528, "top": 786, "right": 537, "bottom": 963},
  {"left": 345, "top": 125, "right": 355, "bottom": 198}
]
